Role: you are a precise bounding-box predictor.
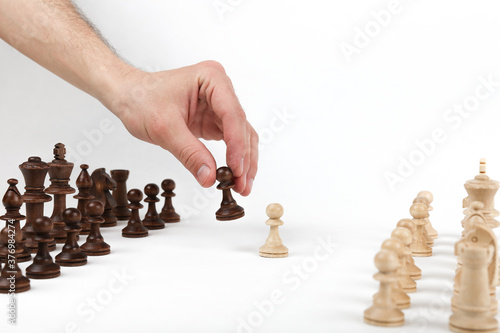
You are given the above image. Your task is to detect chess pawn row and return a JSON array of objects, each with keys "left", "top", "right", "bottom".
[
  {"left": 391, "top": 227, "right": 417, "bottom": 293},
  {"left": 396, "top": 219, "right": 421, "bottom": 280},
  {"left": 379, "top": 239, "right": 410, "bottom": 309}
]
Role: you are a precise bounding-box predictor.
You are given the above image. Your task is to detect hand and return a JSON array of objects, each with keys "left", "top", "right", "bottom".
[{"left": 107, "top": 61, "right": 258, "bottom": 196}]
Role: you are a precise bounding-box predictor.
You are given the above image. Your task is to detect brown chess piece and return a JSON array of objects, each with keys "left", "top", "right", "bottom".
[
  {"left": 0, "top": 179, "right": 31, "bottom": 262},
  {"left": 391, "top": 226, "right": 418, "bottom": 289},
  {"left": 396, "top": 218, "right": 421, "bottom": 280},
  {"left": 142, "top": 184, "right": 165, "bottom": 230},
  {"left": 45, "top": 143, "right": 76, "bottom": 243},
  {"left": 81, "top": 201, "right": 110, "bottom": 256},
  {"left": 55, "top": 208, "right": 87, "bottom": 266},
  {"left": 364, "top": 249, "right": 404, "bottom": 327},
  {"left": 111, "top": 169, "right": 131, "bottom": 220},
  {"left": 26, "top": 216, "right": 61, "bottom": 279},
  {"left": 160, "top": 179, "right": 180, "bottom": 223},
  {"left": 74, "top": 164, "right": 94, "bottom": 235},
  {"left": 418, "top": 190, "right": 437, "bottom": 239},
  {"left": 122, "top": 189, "right": 148, "bottom": 238},
  {"left": 90, "top": 168, "right": 117, "bottom": 227},
  {"left": 259, "top": 203, "right": 288, "bottom": 258},
  {"left": 0, "top": 252, "right": 30, "bottom": 293},
  {"left": 215, "top": 167, "right": 244, "bottom": 221},
  {"left": 380, "top": 239, "right": 411, "bottom": 309},
  {"left": 410, "top": 203, "right": 432, "bottom": 257},
  {"left": 19, "top": 156, "right": 56, "bottom": 252}
]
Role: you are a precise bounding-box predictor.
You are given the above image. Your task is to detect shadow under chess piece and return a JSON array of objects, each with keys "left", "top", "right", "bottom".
[
  {"left": 364, "top": 249, "right": 404, "bottom": 327},
  {"left": 160, "top": 179, "right": 180, "bottom": 223},
  {"left": 74, "top": 164, "right": 94, "bottom": 235},
  {"left": 142, "top": 184, "right": 165, "bottom": 230},
  {"left": 215, "top": 167, "right": 244, "bottom": 221},
  {"left": 418, "top": 190, "right": 437, "bottom": 239},
  {"left": 0, "top": 252, "right": 30, "bottom": 293},
  {"left": 396, "top": 219, "right": 421, "bottom": 280},
  {"left": 410, "top": 203, "right": 432, "bottom": 257},
  {"left": 90, "top": 168, "right": 117, "bottom": 227},
  {"left": 81, "top": 201, "right": 111, "bottom": 256},
  {"left": 259, "top": 203, "right": 288, "bottom": 258},
  {"left": 111, "top": 169, "right": 131, "bottom": 220},
  {"left": 26, "top": 216, "right": 61, "bottom": 279},
  {"left": 55, "top": 208, "right": 87, "bottom": 266},
  {"left": 122, "top": 189, "right": 148, "bottom": 238}
]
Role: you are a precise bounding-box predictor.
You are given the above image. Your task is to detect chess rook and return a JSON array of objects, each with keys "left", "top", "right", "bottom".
[
  {"left": 111, "top": 169, "right": 131, "bottom": 220},
  {"left": 215, "top": 167, "right": 244, "bottom": 221},
  {"left": 160, "top": 179, "right": 180, "bottom": 223},
  {"left": 142, "top": 183, "right": 165, "bottom": 230}
]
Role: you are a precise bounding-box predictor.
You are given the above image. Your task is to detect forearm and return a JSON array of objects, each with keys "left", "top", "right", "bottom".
[{"left": 0, "top": 0, "right": 133, "bottom": 106}]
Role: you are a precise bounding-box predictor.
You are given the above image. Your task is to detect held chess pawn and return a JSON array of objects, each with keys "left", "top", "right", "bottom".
[
  {"left": 122, "top": 189, "right": 148, "bottom": 238},
  {"left": 0, "top": 252, "right": 30, "bottom": 293},
  {"left": 55, "top": 208, "right": 87, "bottom": 266},
  {"left": 142, "top": 184, "right": 165, "bottom": 230},
  {"left": 380, "top": 239, "right": 411, "bottom": 308},
  {"left": 26, "top": 216, "right": 61, "bottom": 279},
  {"left": 418, "top": 190, "right": 437, "bottom": 239},
  {"left": 391, "top": 227, "right": 417, "bottom": 293},
  {"left": 81, "top": 201, "right": 111, "bottom": 256},
  {"left": 396, "top": 219, "right": 421, "bottom": 280},
  {"left": 413, "top": 196, "right": 434, "bottom": 247},
  {"left": 160, "top": 179, "right": 180, "bottom": 223},
  {"left": 410, "top": 203, "right": 432, "bottom": 257},
  {"left": 364, "top": 249, "right": 404, "bottom": 327},
  {"left": 215, "top": 167, "right": 244, "bottom": 221},
  {"left": 74, "top": 164, "right": 94, "bottom": 235},
  {"left": 259, "top": 203, "right": 288, "bottom": 258}
]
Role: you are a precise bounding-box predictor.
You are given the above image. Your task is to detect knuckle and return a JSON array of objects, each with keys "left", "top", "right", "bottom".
[{"left": 198, "top": 60, "right": 226, "bottom": 75}]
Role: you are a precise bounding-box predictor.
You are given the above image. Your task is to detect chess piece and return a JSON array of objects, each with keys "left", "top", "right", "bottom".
[
  {"left": 410, "top": 203, "right": 432, "bottom": 257},
  {"left": 0, "top": 179, "right": 31, "bottom": 262},
  {"left": 259, "top": 203, "right": 288, "bottom": 258},
  {"left": 463, "top": 159, "right": 500, "bottom": 229},
  {"left": 81, "top": 201, "right": 111, "bottom": 256},
  {"left": 364, "top": 249, "right": 404, "bottom": 327},
  {"left": 55, "top": 208, "right": 87, "bottom": 266},
  {"left": 19, "top": 156, "right": 55, "bottom": 252},
  {"left": 45, "top": 143, "right": 76, "bottom": 243},
  {"left": 142, "top": 183, "right": 165, "bottom": 230},
  {"left": 391, "top": 227, "right": 417, "bottom": 293},
  {"left": 111, "top": 169, "right": 131, "bottom": 220},
  {"left": 90, "top": 168, "right": 117, "bottom": 227},
  {"left": 462, "top": 201, "right": 488, "bottom": 237},
  {"left": 413, "top": 196, "right": 434, "bottom": 246},
  {"left": 0, "top": 252, "right": 30, "bottom": 293},
  {"left": 450, "top": 236, "right": 498, "bottom": 333},
  {"left": 74, "top": 164, "right": 94, "bottom": 235},
  {"left": 396, "top": 219, "right": 421, "bottom": 280},
  {"left": 380, "top": 239, "right": 411, "bottom": 308},
  {"left": 417, "top": 190, "right": 437, "bottom": 239},
  {"left": 122, "top": 189, "right": 148, "bottom": 238},
  {"left": 26, "top": 216, "right": 60, "bottom": 279},
  {"left": 215, "top": 167, "right": 244, "bottom": 221},
  {"left": 160, "top": 179, "right": 180, "bottom": 223}
]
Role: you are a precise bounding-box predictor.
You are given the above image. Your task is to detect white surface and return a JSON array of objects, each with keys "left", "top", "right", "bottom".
[{"left": 0, "top": 0, "right": 500, "bottom": 332}]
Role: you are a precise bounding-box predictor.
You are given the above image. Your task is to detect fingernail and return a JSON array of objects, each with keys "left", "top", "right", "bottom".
[
  {"left": 196, "top": 164, "right": 211, "bottom": 184},
  {"left": 247, "top": 178, "right": 254, "bottom": 193},
  {"left": 239, "top": 157, "right": 244, "bottom": 175}
]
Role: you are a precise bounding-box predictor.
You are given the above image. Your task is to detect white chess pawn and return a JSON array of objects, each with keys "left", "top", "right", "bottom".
[
  {"left": 417, "top": 190, "right": 437, "bottom": 239},
  {"left": 259, "top": 203, "right": 288, "bottom": 258},
  {"left": 410, "top": 203, "right": 432, "bottom": 257}
]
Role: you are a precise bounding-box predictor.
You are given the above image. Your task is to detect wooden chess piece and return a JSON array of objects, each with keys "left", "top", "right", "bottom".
[
  {"left": 142, "top": 183, "right": 165, "bottom": 230},
  {"left": 26, "top": 216, "right": 60, "bottom": 279},
  {"left": 81, "top": 201, "right": 111, "bottom": 256},
  {"left": 45, "top": 143, "right": 76, "bottom": 243},
  {"left": 0, "top": 252, "right": 30, "bottom": 293},
  {"left": 74, "top": 164, "right": 94, "bottom": 235},
  {"left": 19, "top": 156, "right": 55, "bottom": 252},
  {"left": 55, "top": 208, "right": 87, "bottom": 266},
  {"left": 450, "top": 236, "right": 498, "bottom": 333},
  {"left": 380, "top": 239, "right": 411, "bottom": 308},
  {"left": 111, "top": 169, "right": 131, "bottom": 220},
  {"left": 417, "top": 190, "right": 437, "bottom": 239},
  {"left": 122, "top": 189, "right": 148, "bottom": 238},
  {"left": 215, "top": 167, "right": 244, "bottom": 221},
  {"left": 390, "top": 228, "right": 417, "bottom": 293},
  {"left": 90, "top": 168, "right": 117, "bottom": 227},
  {"left": 413, "top": 196, "right": 434, "bottom": 247},
  {"left": 364, "top": 249, "right": 404, "bottom": 327},
  {"left": 259, "top": 203, "right": 288, "bottom": 258},
  {"left": 396, "top": 219, "right": 421, "bottom": 280},
  {"left": 0, "top": 179, "right": 31, "bottom": 262},
  {"left": 463, "top": 158, "right": 500, "bottom": 229},
  {"left": 159, "top": 179, "right": 180, "bottom": 223},
  {"left": 410, "top": 203, "right": 432, "bottom": 257}
]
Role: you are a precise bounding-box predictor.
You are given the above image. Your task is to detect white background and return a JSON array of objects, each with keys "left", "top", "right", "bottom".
[{"left": 1, "top": 0, "right": 500, "bottom": 332}]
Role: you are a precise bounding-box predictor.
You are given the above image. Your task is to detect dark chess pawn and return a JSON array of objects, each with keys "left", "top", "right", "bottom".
[
  {"left": 26, "top": 216, "right": 61, "bottom": 279},
  {"left": 122, "top": 189, "right": 148, "bottom": 238},
  {"left": 160, "top": 179, "right": 180, "bottom": 223},
  {"left": 90, "top": 168, "right": 117, "bottom": 227},
  {"left": 55, "top": 208, "right": 87, "bottom": 266},
  {"left": 0, "top": 253, "right": 30, "bottom": 293},
  {"left": 0, "top": 179, "right": 31, "bottom": 262},
  {"left": 74, "top": 164, "right": 94, "bottom": 235},
  {"left": 215, "top": 167, "right": 244, "bottom": 221},
  {"left": 142, "top": 184, "right": 165, "bottom": 230},
  {"left": 111, "top": 169, "right": 131, "bottom": 220},
  {"left": 81, "top": 201, "right": 111, "bottom": 256}
]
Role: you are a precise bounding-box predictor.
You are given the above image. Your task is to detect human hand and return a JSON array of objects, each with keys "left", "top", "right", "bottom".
[{"left": 107, "top": 61, "right": 258, "bottom": 196}]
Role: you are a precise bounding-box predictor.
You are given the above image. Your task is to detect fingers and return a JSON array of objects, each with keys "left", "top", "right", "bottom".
[{"left": 240, "top": 125, "right": 259, "bottom": 196}]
